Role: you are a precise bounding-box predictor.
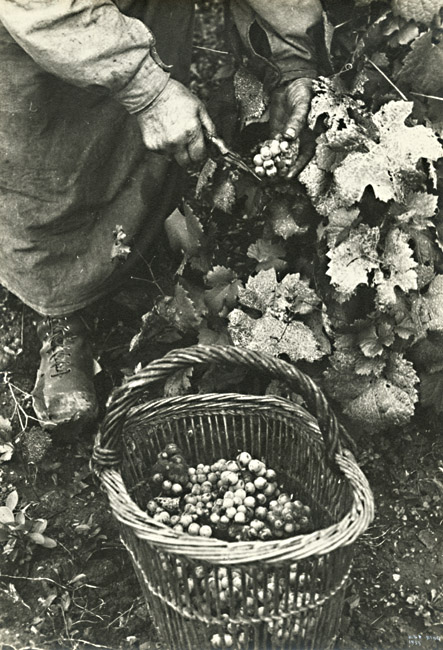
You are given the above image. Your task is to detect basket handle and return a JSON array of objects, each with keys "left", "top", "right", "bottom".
[{"left": 93, "top": 345, "right": 350, "bottom": 470}]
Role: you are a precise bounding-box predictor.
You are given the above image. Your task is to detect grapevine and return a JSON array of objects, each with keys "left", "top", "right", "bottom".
[{"left": 133, "top": 1, "right": 443, "bottom": 435}]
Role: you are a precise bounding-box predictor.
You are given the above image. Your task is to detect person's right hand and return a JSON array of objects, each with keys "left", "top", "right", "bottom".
[{"left": 136, "top": 78, "right": 215, "bottom": 167}]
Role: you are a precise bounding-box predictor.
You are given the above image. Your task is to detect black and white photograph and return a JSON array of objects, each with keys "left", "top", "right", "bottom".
[{"left": 0, "top": 1, "right": 442, "bottom": 649}]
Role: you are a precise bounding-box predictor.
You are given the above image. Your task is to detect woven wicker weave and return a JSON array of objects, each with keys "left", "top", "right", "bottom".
[{"left": 93, "top": 345, "right": 374, "bottom": 650}]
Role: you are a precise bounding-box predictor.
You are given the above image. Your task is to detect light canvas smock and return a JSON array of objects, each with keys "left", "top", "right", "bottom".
[{"left": 0, "top": 0, "right": 321, "bottom": 315}]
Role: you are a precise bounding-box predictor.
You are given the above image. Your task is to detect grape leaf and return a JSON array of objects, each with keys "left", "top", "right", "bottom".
[
  {"left": 333, "top": 101, "right": 443, "bottom": 205},
  {"left": 343, "top": 358, "right": 419, "bottom": 431},
  {"left": 392, "top": 0, "right": 443, "bottom": 26},
  {"left": 164, "top": 204, "right": 212, "bottom": 273},
  {"left": 228, "top": 310, "right": 323, "bottom": 362},
  {"left": 268, "top": 195, "right": 310, "bottom": 240},
  {"left": 164, "top": 367, "right": 194, "bottom": 397},
  {"left": 161, "top": 283, "right": 203, "bottom": 333},
  {"left": 196, "top": 158, "right": 218, "bottom": 198},
  {"left": 324, "top": 350, "right": 385, "bottom": 402},
  {"left": 238, "top": 268, "right": 279, "bottom": 313},
  {"left": 337, "top": 318, "right": 395, "bottom": 358},
  {"left": 419, "top": 370, "right": 443, "bottom": 414},
  {"left": 322, "top": 206, "right": 360, "bottom": 245},
  {"left": 308, "top": 77, "right": 365, "bottom": 133},
  {"left": 412, "top": 274, "right": 443, "bottom": 334},
  {"left": 130, "top": 283, "right": 203, "bottom": 350},
  {"left": 324, "top": 351, "right": 418, "bottom": 431},
  {"left": 326, "top": 225, "right": 380, "bottom": 301},
  {"left": 387, "top": 21, "right": 420, "bottom": 47},
  {"left": 374, "top": 228, "right": 418, "bottom": 309},
  {"left": 409, "top": 332, "right": 443, "bottom": 373},
  {"left": 303, "top": 310, "right": 333, "bottom": 356},
  {"left": 198, "top": 326, "right": 231, "bottom": 346},
  {"left": 233, "top": 66, "right": 268, "bottom": 128},
  {"left": 389, "top": 191, "right": 438, "bottom": 229},
  {"left": 164, "top": 205, "right": 203, "bottom": 257},
  {"left": 230, "top": 269, "right": 327, "bottom": 362},
  {"left": 298, "top": 153, "right": 331, "bottom": 216},
  {"left": 275, "top": 273, "right": 321, "bottom": 316},
  {"left": 247, "top": 239, "right": 287, "bottom": 272},
  {"left": 204, "top": 266, "right": 242, "bottom": 317},
  {"left": 395, "top": 31, "right": 443, "bottom": 95},
  {"left": 42, "top": 537, "right": 57, "bottom": 549},
  {"left": 407, "top": 228, "right": 440, "bottom": 289}
]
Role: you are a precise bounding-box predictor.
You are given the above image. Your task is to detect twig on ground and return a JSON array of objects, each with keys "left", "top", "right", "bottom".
[
  {"left": 106, "top": 601, "right": 137, "bottom": 629},
  {"left": 7, "top": 379, "right": 45, "bottom": 433}
]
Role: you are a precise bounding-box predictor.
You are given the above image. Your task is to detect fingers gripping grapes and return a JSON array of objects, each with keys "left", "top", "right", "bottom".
[
  {"left": 269, "top": 77, "right": 314, "bottom": 178},
  {"left": 136, "top": 79, "right": 215, "bottom": 167}
]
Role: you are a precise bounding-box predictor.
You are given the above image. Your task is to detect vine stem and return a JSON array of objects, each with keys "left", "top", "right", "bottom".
[
  {"left": 193, "top": 45, "right": 230, "bottom": 56},
  {"left": 367, "top": 59, "right": 408, "bottom": 101},
  {"left": 411, "top": 91, "right": 443, "bottom": 102}
]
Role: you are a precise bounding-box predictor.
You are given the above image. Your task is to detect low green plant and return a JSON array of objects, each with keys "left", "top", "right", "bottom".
[{"left": 0, "top": 489, "right": 56, "bottom": 562}]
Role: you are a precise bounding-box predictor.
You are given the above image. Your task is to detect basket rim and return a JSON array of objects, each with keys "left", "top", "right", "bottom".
[
  {"left": 99, "top": 449, "right": 373, "bottom": 565},
  {"left": 123, "top": 392, "right": 323, "bottom": 434}
]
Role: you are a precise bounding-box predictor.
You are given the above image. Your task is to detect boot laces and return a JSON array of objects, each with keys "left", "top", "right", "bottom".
[{"left": 47, "top": 318, "right": 72, "bottom": 376}]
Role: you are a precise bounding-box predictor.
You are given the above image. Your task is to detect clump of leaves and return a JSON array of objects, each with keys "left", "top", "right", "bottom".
[{"left": 0, "top": 490, "right": 57, "bottom": 563}]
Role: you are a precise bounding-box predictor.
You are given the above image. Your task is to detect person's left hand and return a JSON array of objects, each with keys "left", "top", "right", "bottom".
[{"left": 269, "top": 77, "right": 315, "bottom": 178}]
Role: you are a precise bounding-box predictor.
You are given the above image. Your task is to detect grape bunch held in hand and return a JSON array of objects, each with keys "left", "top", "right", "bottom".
[{"left": 252, "top": 136, "right": 300, "bottom": 180}]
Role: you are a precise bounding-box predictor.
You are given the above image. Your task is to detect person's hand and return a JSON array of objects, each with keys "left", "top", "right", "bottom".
[
  {"left": 270, "top": 77, "right": 315, "bottom": 178},
  {"left": 136, "top": 78, "right": 215, "bottom": 167}
]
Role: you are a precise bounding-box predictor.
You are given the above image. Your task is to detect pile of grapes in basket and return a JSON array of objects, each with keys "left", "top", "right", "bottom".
[{"left": 147, "top": 443, "right": 313, "bottom": 542}]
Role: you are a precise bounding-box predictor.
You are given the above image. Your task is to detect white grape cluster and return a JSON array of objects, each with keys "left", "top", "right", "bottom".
[
  {"left": 147, "top": 447, "right": 313, "bottom": 542},
  {"left": 252, "top": 137, "right": 299, "bottom": 179}
]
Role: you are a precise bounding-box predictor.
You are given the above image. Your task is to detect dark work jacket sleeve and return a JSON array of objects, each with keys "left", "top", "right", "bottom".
[{"left": 230, "top": 0, "right": 323, "bottom": 87}]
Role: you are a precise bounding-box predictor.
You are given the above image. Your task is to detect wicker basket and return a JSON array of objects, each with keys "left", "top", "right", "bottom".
[{"left": 92, "top": 345, "right": 374, "bottom": 650}]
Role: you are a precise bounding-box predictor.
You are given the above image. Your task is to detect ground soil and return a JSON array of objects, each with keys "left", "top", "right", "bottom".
[{"left": 0, "top": 280, "right": 442, "bottom": 650}]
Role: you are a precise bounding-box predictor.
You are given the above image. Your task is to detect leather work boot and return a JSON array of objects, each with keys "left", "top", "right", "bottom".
[{"left": 32, "top": 314, "right": 99, "bottom": 433}]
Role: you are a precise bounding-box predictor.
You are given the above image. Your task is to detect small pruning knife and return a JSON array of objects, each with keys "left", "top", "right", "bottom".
[{"left": 206, "top": 133, "right": 262, "bottom": 182}]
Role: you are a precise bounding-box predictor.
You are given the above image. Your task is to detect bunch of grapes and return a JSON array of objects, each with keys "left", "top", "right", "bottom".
[
  {"left": 147, "top": 446, "right": 314, "bottom": 543},
  {"left": 149, "top": 443, "right": 189, "bottom": 497},
  {"left": 252, "top": 136, "right": 299, "bottom": 180}
]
